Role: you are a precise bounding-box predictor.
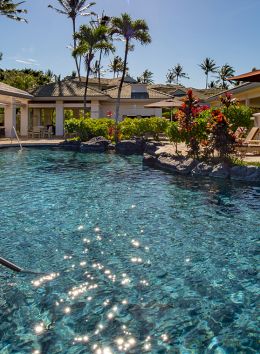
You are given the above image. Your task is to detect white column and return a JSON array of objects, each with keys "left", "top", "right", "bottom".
[
  {"left": 252, "top": 113, "right": 260, "bottom": 127},
  {"left": 245, "top": 98, "right": 250, "bottom": 106},
  {"left": 4, "top": 98, "right": 16, "bottom": 138},
  {"left": 55, "top": 101, "right": 64, "bottom": 136},
  {"left": 20, "top": 104, "right": 29, "bottom": 136},
  {"left": 91, "top": 100, "right": 100, "bottom": 118}
]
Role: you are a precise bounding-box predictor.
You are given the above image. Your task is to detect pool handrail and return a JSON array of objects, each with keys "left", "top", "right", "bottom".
[
  {"left": 0, "top": 256, "right": 22, "bottom": 272},
  {"left": 12, "top": 125, "right": 23, "bottom": 151}
]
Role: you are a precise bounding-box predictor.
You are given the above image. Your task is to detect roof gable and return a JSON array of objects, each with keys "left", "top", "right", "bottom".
[{"left": 0, "top": 82, "right": 33, "bottom": 99}]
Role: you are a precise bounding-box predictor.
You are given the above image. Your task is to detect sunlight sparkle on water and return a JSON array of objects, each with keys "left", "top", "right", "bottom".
[
  {"left": 131, "top": 239, "right": 140, "bottom": 247},
  {"left": 74, "top": 335, "right": 89, "bottom": 343},
  {"left": 31, "top": 273, "right": 59, "bottom": 287},
  {"left": 34, "top": 323, "right": 44, "bottom": 335},
  {"left": 115, "top": 336, "right": 136, "bottom": 351},
  {"left": 64, "top": 306, "right": 71, "bottom": 314}
]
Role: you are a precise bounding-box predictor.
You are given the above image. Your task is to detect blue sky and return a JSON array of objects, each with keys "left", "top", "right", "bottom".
[{"left": 0, "top": 0, "right": 259, "bottom": 88}]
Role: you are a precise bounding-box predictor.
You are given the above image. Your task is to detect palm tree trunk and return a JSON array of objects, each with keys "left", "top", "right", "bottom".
[
  {"left": 115, "top": 39, "right": 129, "bottom": 126},
  {"left": 84, "top": 54, "right": 92, "bottom": 119},
  {"left": 97, "top": 49, "right": 102, "bottom": 90},
  {"left": 72, "top": 17, "right": 81, "bottom": 81},
  {"left": 206, "top": 73, "right": 208, "bottom": 89}
]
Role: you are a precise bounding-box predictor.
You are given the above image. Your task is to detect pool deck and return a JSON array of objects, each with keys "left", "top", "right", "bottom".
[
  {"left": 0, "top": 138, "right": 63, "bottom": 148},
  {"left": 0, "top": 138, "right": 259, "bottom": 163}
]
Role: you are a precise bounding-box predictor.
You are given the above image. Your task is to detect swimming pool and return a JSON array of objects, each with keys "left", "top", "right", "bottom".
[{"left": 0, "top": 148, "right": 259, "bottom": 353}]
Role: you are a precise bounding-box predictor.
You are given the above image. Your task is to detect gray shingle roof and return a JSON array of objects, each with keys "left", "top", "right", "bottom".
[
  {"left": 33, "top": 80, "right": 107, "bottom": 98},
  {"left": 105, "top": 84, "right": 172, "bottom": 99},
  {"left": 0, "top": 82, "right": 33, "bottom": 99}
]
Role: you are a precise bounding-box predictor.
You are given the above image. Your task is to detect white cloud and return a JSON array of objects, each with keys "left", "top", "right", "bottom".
[{"left": 15, "top": 58, "right": 39, "bottom": 66}]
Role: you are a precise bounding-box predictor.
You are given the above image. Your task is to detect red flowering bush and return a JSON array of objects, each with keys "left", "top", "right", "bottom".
[
  {"left": 220, "top": 92, "right": 237, "bottom": 109},
  {"left": 207, "top": 109, "right": 236, "bottom": 158},
  {"left": 176, "top": 89, "right": 206, "bottom": 157}
]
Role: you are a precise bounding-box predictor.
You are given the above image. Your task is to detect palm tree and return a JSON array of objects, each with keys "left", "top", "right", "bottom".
[
  {"left": 0, "top": 52, "right": 2, "bottom": 61},
  {"left": 217, "top": 64, "right": 235, "bottom": 89},
  {"left": 110, "top": 13, "right": 151, "bottom": 124},
  {"left": 45, "top": 69, "right": 56, "bottom": 82},
  {"left": 90, "top": 59, "right": 99, "bottom": 77},
  {"left": 0, "top": 0, "right": 27, "bottom": 22},
  {"left": 199, "top": 57, "right": 218, "bottom": 89},
  {"left": 48, "top": 1, "right": 96, "bottom": 80},
  {"left": 171, "top": 64, "right": 189, "bottom": 84},
  {"left": 137, "top": 69, "right": 154, "bottom": 84},
  {"left": 73, "top": 24, "right": 113, "bottom": 117},
  {"left": 90, "top": 12, "right": 112, "bottom": 89},
  {"left": 108, "top": 56, "right": 125, "bottom": 78},
  {"left": 208, "top": 81, "right": 218, "bottom": 89},
  {"left": 166, "top": 69, "right": 175, "bottom": 84}
]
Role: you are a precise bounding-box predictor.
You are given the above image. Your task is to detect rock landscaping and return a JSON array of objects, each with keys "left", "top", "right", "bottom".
[
  {"left": 143, "top": 143, "right": 260, "bottom": 183},
  {"left": 60, "top": 137, "right": 260, "bottom": 183}
]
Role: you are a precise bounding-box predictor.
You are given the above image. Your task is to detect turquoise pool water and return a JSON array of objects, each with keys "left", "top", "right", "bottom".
[{"left": 0, "top": 148, "right": 259, "bottom": 353}]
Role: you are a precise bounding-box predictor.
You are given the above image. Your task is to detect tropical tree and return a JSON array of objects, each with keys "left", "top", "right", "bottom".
[
  {"left": 166, "top": 69, "right": 175, "bottom": 84},
  {"left": 199, "top": 57, "right": 218, "bottom": 89},
  {"left": 217, "top": 64, "right": 235, "bottom": 89},
  {"left": 0, "top": 68, "right": 55, "bottom": 91},
  {"left": 108, "top": 56, "right": 125, "bottom": 78},
  {"left": 137, "top": 69, "right": 154, "bottom": 84},
  {"left": 0, "top": 52, "right": 2, "bottom": 61},
  {"left": 73, "top": 24, "right": 113, "bottom": 117},
  {"left": 171, "top": 64, "right": 189, "bottom": 84},
  {"left": 0, "top": 0, "right": 27, "bottom": 22},
  {"left": 110, "top": 13, "right": 151, "bottom": 124},
  {"left": 90, "top": 59, "right": 99, "bottom": 77},
  {"left": 208, "top": 80, "right": 218, "bottom": 89},
  {"left": 90, "top": 12, "right": 112, "bottom": 89},
  {"left": 48, "top": 0, "right": 96, "bottom": 80}
]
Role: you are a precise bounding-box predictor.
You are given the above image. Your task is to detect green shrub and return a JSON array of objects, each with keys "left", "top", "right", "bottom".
[
  {"left": 222, "top": 105, "right": 252, "bottom": 131},
  {"left": 118, "top": 117, "right": 169, "bottom": 140},
  {"left": 64, "top": 117, "right": 115, "bottom": 141},
  {"left": 166, "top": 121, "right": 183, "bottom": 152}
]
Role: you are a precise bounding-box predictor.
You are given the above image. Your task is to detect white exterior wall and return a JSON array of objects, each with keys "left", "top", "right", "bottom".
[
  {"left": 20, "top": 104, "right": 29, "bottom": 136},
  {"left": 91, "top": 100, "right": 101, "bottom": 118},
  {"left": 55, "top": 101, "right": 64, "bottom": 136},
  {"left": 100, "top": 102, "right": 162, "bottom": 120}
]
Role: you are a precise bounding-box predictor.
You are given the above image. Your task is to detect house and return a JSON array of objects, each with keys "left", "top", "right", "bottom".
[
  {"left": 207, "top": 82, "right": 260, "bottom": 108},
  {"left": 0, "top": 82, "right": 33, "bottom": 138},
  {"left": 0, "top": 78, "right": 171, "bottom": 138}
]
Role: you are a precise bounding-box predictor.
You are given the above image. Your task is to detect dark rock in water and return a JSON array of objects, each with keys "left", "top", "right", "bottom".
[
  {"left": 210, "top": 163, "right": 230, "bottom": 179},
  {"left": 143, "top": 153, "right": 157, "bottom": 167},
  {"left": 245, "top": 166, "right": 260, "bottom": 182},
  {"left": 156, "top": 156, "right": 182, "bottom": 173},
  {"left": 80, "top": 136, "right": 110, "bottom": 153},
  {"left": 226, "top": 164, "right": 260, "bottom": 182},
  {"left": 144, "top": 141, "right": 163, "bottom": 156},
  {"left": 107, "top": 143, "right": 115, "bottom": 151},
  {"left": 115, "top": 139, "right": 145, "bottom": 154},
  {"left": 230, "top": 165, "right": 248, "bottom": 181},
  {"left": 59, "top": 140, "right": 81, "bottom": 151},
  {"left": 191, "top": 162, "right": 213, "bottom": 176},
  {"left": 176, "top": 158, "right": 199, "bottom": 175}
]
